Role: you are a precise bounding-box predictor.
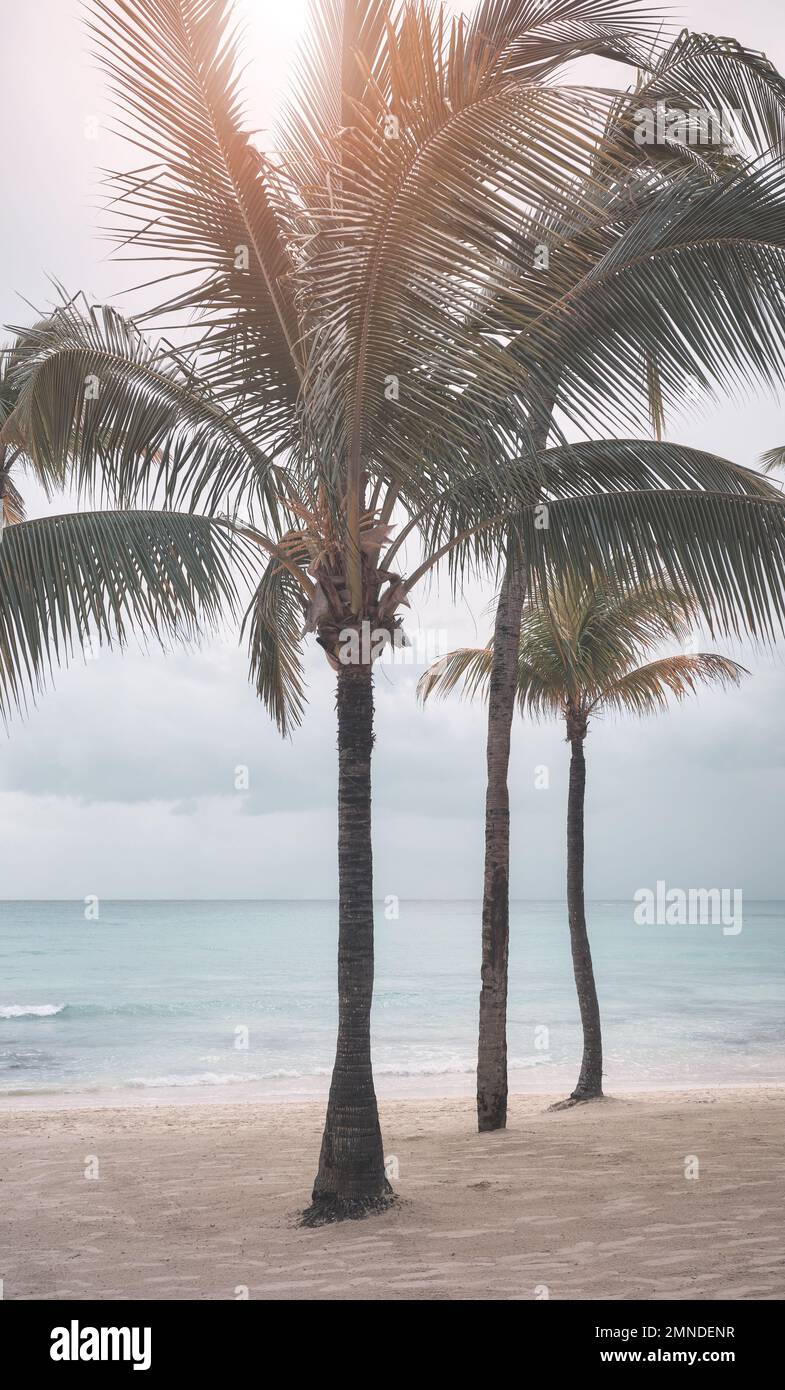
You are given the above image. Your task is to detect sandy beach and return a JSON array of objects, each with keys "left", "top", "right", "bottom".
[{"left": 1, "top": 1085, "right": 783, "bottom": 1301}]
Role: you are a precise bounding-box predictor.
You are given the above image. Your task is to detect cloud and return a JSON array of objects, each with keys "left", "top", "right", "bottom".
[{"left": 1, "top": 618, "right": 783, "bottom": 898}]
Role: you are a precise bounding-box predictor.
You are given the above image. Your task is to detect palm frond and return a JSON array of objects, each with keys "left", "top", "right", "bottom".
[
  {"left": 518, "top": 487, "right": 785, "bottom": 643},
  {"left": 493, "top": 155, "right": 785, "bottom": 438},
  {"left": 598, "top": 651, "right": 748, "bottom": 715},
  {"left": 417, "top": 435, "right": 777, "bottom": 595},
  {"left": 0, "top": 508, "right": 248, "bottom": 720},
  {"left": 280, "top": 0, "right": 394, "bottom": 206},
  {"left": 87, "top": 0, "right": 303, "bottom": 405},
  {"left": 242, "top": 546, "right": 309, "bottom": 737},
  {"left": 760, "top": 443, "right": 785, "bottom": 474},
  {"left": 0, "top": 467, "right": 25, "bottom": 528},
  {"left": 417, "top": 645, "right": 494, "bottom": 705},
  {"left": 638, "top": 28, "right": 785, "bottom": 157},
  {"left": 465, "top": 0, "right": 665, "bottom": 84},
  {"left": 413, "top": 435, "right": 785, "bottom": 646},
  {"left": 3, "top": 299, "right": 287, "bottom": 518}
]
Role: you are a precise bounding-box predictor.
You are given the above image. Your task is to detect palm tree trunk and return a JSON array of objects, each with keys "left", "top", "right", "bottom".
[
  {"left": 564, "top": 730, "right": 603, "bottom": 1101},
  {"left": 477, "top": 393, "right": 555, "bottom": 1132},
  {"left": 475, "top": 389, "right": 552, "bottom": 1128},
  {"left": 303, "top": 659, "right": 393, "bottom": 1225},
  {"left": 477, "top": 557, "right": 526, "bottom": 1132}
]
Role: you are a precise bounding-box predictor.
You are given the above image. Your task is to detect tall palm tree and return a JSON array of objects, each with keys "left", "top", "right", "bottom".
[
  {"left": 467, "top": 21, "right": 785, "bottom": 1132},
  {"left": 419, "top": 576, "right": 747, "bottom": 1105},
  {"left": 12, "top": 0, "right": 785, "bottom": 1221}
]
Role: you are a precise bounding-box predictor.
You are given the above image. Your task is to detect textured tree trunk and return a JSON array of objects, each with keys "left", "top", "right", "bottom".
[
  {"left": 562, "top": 729, "right": 603, "bottom": 1102},
  {"left": 477, "top": 394, "right": 554, "bottom": 1132},
  {"left": 303, "top": 660, "right": 393, "bottom": 1225},
  {"left": 477, "top": 558, "right": 526, "bottom": 1132}
]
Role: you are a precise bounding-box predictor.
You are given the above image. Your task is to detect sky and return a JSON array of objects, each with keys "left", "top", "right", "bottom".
[{"left": 1, "top": 0, "right": 785, "bottom": 901}]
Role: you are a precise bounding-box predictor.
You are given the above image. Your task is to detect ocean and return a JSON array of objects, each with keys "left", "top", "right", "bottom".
[{"left": 1, "top": 899, "right": 783, "bottom": 1106}]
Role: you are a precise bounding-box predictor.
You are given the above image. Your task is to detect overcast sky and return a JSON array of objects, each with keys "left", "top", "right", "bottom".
[{"left": 2, "top": 0, "right": 785, "bottom": 901}]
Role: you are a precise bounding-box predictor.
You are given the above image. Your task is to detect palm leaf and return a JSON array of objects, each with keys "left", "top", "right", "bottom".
[
  {"left": 242, "top": 548, "right": 309, "bottom": 737},
  {"left": 465, "top": 0, "right": 663, "bottom": 83},
  {"left": 0, "top": 508, "right": 247, "bottom": 719},
  {"left": 417, "top": 645, "right": 494, "bottom": 705},
  {"left": 598, "top": 651, "right": 747, "bottom": 715},
  {"left": 87, "top": 0, "right": 302, "bottom": 404},
  {"left": 3, "top": 299, "right": 287, "bottom": 517},
  {"left": 637, "top": 28, "right": 785, "bottom": 157},
  {"left": 759, "top": 443, "right": 785, "bottom": 474}
]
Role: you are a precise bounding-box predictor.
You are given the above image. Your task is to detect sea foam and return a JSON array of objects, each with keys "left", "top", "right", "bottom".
[{"left": 0, "top": 1004, "right": 66, "bottom": 1019}]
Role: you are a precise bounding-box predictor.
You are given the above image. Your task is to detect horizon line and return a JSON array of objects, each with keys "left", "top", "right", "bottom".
[{"left": 2, "top": 897, "right": 784, "bottom": 905}]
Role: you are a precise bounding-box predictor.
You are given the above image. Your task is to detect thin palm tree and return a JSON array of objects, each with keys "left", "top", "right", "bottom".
[
  {"left": 11, "top": 0, "right": 785, "bottom": 1220},
  {"left": 419, "top": 576, "right": 747, "bottom": 1105}
]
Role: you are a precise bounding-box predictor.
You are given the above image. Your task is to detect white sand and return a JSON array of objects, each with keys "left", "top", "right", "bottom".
[{"left": 1, "top": 1086, "right": 784, "bottom": 1300}]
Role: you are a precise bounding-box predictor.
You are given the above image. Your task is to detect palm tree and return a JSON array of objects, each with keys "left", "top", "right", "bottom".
[
  {"left": 419, "top": 576, "right": 747, "bottom": 1105},
  {"left": 12, "top": 0, "right": 785, "bottom": 1221},
  {"left": 467, "top": 22, "right": 785, "bottom": 1132}
]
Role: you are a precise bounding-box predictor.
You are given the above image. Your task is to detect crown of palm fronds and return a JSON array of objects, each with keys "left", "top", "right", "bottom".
[
  {"left": 418, "top": 572, "right": 747, "bottom": 726},
  {"left": 6, "top": 1, "right": 785, "bottom": 734}
]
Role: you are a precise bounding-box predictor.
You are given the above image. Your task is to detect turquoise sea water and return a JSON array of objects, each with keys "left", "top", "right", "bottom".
[{"left": 0, "top": 899, "right": 783, "bottom": 1104}]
